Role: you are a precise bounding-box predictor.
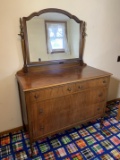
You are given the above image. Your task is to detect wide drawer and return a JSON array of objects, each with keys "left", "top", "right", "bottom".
[
  {"left": 30, "top": 83, "right": 76, "bottom": 102},
  {"left": 32, "top": 96, "right": 71, "bottom": 137},
  {"left": 86, "top": 87, "right": 107, "bottom": 105},
  {"left": 84, "top": 102, "right": 105, "bottom": 119}
]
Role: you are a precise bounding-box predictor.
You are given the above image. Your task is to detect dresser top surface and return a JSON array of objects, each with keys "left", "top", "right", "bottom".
[{"left": 16, "top": 65, "right": 111, "bottom": 91}]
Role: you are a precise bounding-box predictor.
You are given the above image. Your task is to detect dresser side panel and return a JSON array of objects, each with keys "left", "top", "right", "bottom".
[{"left": 18, "top": 82, "right": 28, "bottom": 130}]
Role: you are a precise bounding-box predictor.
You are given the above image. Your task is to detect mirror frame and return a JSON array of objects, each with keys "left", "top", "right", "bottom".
[{"left": 19, "top": 8, "right": 86, "bottom": 72}]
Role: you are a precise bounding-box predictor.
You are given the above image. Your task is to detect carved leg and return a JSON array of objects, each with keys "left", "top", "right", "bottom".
[
  {"left": 116, "top": 103, "right": 120, "bottom": 120},
  {"left": 29, "top": 140, "right": 34, "bottom": 157},
  {"left": 100, "top": 117, "right": 104, "bottom": 129},
  {"left": 30, "top": 142, "right": 34, "bottom": 158}
]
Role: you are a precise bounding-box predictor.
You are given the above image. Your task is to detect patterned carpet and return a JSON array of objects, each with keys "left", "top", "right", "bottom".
[{"left": 0, "top": 101, "right": 120, "bottom": 160}]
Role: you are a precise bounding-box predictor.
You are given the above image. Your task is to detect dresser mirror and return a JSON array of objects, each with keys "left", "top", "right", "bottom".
[{"left": 19, "top": 8, "right": 86, "bottom": 72}]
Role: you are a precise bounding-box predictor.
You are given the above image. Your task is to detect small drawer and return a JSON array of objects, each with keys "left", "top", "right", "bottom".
[
  {"left": 30, "top": 85, "right": 64, "bottom": 101},
  {"left": 75, "top": 81, "right": 89, "bottom": 92},
  {"left": 86, "top": 88, "right": 107, "bottom": 105},
  {"left": 84, "top": 102, "right": 105, "bottom": 119},
  {"left": 30, "top": 88, "right": 51, "bottom": 101},
  {"left": 88, "top": 77, "right": 109, "bottom": 88},
  {"left": 62, "top": 83, "right": 76, "bottom": 95}
]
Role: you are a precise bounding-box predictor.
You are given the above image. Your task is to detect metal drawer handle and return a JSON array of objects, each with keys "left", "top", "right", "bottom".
[
  {"left": 40, "top": 126, "right": 44, "bottom": 130},
  {"left": 103, "top": 80, "right": 106, "bottom": 84},
  {"left": 78, "top": 85, "right": 83, "bottom": 89},
  {"left": 98, "top": 93, "right": 103, "bottom": 97},
  {"left": 67, "top": 88, "right": 71, "bottom": 91},
  {"left": 97, "top": 108, "right": 100, "bottom": 111},
  {"left": 39, "top": 108, "right": 43, "bottom": 114},
  {"left": 34, "top": 94, "right": 39, "bottom": 99}
]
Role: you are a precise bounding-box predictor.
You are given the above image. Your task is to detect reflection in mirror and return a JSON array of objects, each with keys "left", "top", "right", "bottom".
[
  {"left": 45, "top": 21, "right": 69, "bottom": 54},
  {"left": 26, "top": 12, "right": 80, "bottom": 62}
]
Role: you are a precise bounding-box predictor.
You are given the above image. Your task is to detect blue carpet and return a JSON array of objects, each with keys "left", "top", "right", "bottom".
[{"left": 0, "top": 100, "right": 120, "bottom": 160}]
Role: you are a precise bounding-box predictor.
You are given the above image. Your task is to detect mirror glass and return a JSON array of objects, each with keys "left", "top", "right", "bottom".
[{"left": 26, "top": 12, "right": 80, "bottom": 62}]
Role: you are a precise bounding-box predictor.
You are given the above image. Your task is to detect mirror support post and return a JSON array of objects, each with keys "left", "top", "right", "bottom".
[
  {"left": 18, "top": 18, "right": 28, "bottom": 73},
  {"left": 79, "top": 21, "right": 87, "bottom": 65}
]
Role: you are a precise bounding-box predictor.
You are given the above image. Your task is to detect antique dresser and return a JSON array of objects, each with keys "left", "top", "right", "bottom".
[{"left": 16, "top": 8, "right": 111, "bottom": 151}]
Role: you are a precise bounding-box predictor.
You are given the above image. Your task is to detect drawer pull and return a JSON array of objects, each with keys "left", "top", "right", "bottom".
[
  {"left": 34, "top": 94, "right": 39, "bottom": 99},
  {"left": 98, "top": 93, "right": 103, "bottom": 97},
  {"left": 39, "top": 108, "right": 43, "bottom": 114},
  {"left": 78, "top": 85, "right": 83, "bottom": 89},
  {"left": 40, "top": 126, "right": 44, "bottom": 130},
  {"left": 103, "top": 80, "right": 106, "bottom": 84},
  {"left": 67, "top": 88, "right": 71, "bottom": 91}
]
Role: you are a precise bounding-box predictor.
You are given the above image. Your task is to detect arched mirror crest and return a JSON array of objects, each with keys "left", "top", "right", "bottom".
[{"left": 19, "top": 8, "right": 86, "bottom": 72}]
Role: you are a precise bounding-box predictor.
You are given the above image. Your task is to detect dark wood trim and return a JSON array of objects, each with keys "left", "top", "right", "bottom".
[
  {"left": 79, "top": 22, "right": 86, "bottom": 61},
  {"left": 22, "top": 18, "right": 31, "bottom": 66},
  {"left": 0, "top": 126, "right": 23, "bottom": 136},
  {"left": 27, "top": 58, "right": 82, "bottom": 65},
  {"left": 23, "top": 8, "right": 82, "bottom": 23}
]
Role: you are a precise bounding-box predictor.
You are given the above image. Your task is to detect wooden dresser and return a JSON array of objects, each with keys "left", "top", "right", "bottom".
[
  {"left": 17, "top": 8, "right": 112, "bottom": 153},
  {"left": 16, "top": 65, "right": 111, "bottom": 144}
]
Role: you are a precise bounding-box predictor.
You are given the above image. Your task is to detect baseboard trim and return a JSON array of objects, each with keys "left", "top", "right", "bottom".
[{"left": 0, "top": 126, "right": 23, "bottom": 136}]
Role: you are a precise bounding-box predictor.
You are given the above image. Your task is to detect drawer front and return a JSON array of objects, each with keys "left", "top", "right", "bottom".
[
  {"left": 84, "top": 102, "right": 105, "bottom": 119},
  {"left": 75, "top": 81, "right": 89, "bottom": 92},
  {"left": 94, "top": 102, "right": 105, "bottom": 115},
  {"left": 30, "top": 85, "right": 63, "bottom": 101},
  {"left": 30, "top": 86, "right": 108, "bottom": 138},
  {"left": 30, "top": 83, "right": 76, "bottom": 102},
  {"left": 32, "top": 96, "right": 72, "bottom": 138},
  {"left": 86, "top": 87, "right": 107, "bottom": 105},
  {"left": 69, "top": 92, "right": 86, "bottom": 124},
  {"left": 88, "top": 77, "right": 109, "bottom": 88},
  {"left": 62, "top": 83, "right": 76, "bottom": 95},
  {"left": 30, "top": 77, "right": 109, "bottom": 102},
  {"left": 75, "top": 77, "right": 109, "bottom": 92}
]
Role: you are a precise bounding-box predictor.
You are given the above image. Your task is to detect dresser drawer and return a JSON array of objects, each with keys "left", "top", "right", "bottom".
[
  {"left": 75, "top": 77, "right": 109, "bottom": 92},
  {"left": 84, "top": 102, "right": 105, "bottom": 119},
  {"left": 94, "top": 102, "right": 105, "bottom": 115},
  {"left": 30, "top": 77, "right": 109, "bottom": 102},
  {"left": 75, "top": 81, "right": 89, "bottom": 92},
  {"left": 86, "top": 87, "right": 107, "bottom": 104},
  {"left": 30, "top": 83, "right": 76, "bottom": 101},
  {"left": 62, "top": 83, "right": 76, "bottom": 95},
  {"left": 30, "top": 85, "right": 63, "bottom": 101},
  {"left": 88, "top": 77, "right": 109, "bottom": 88},
  {"left": 32, "top": 96, "right": 71, "bottom": 138}
]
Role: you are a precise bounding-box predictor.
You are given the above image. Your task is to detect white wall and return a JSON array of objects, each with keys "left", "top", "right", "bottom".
[{"left": 0, "top": 0, "right": 120, "bottom": 132}]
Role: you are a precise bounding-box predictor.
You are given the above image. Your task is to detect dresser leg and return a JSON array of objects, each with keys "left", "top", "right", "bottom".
[
  {"left": 30, "top": 141, "right": 34, "bottom": 157},
  {"left": 100, "top": 117, "right": 104, "bottom": 129}
]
